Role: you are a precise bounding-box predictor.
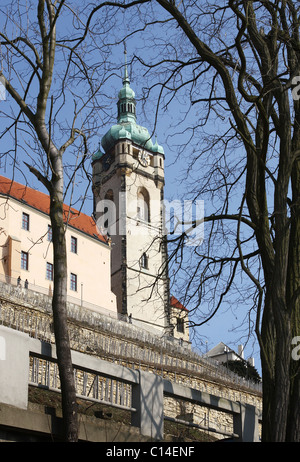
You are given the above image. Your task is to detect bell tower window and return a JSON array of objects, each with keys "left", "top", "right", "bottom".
[
  {"left": 137, "top": 188, "right": 150, "bottom": 222},
  {"left": 104, "top": 189, "right": 114, "bottom": 231}
]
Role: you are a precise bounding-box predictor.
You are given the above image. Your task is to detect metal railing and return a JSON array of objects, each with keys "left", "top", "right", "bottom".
[{"left": 29, "top": 355, "right": 134, "bottom": 412}]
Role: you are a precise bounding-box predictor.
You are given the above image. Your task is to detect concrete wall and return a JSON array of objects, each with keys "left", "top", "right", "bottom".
[
  {"left": 0, "top": 402, "right": 153, "bottom": 442},
  {"left": 0, "top": 326, "right": 165, "bottom": 440},
  {"left": 0, "top": 325, "right": 30, "bottom": 409},
  {"left": 0, "top": 325, "right": 260, "bottom": 442},
  {"left": 0, "top": 288, "right": 262, "bottom": 440}
]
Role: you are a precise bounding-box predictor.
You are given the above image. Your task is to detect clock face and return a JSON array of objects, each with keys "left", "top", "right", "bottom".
[{"left": 138, "top": 151, "right": 150, "bottom": 167}]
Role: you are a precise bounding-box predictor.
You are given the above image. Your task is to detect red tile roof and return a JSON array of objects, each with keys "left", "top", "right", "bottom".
[
  {"left": 0, "top": 175, "right": 107, "bottom": 243},
  {"left": 170, "top": 295, "right": 188, "bottom": 311}
]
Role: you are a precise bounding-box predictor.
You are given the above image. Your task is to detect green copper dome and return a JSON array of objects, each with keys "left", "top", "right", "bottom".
[
  {"left": 100, "top": 50, "right": 164, "bottom": 156},
  {"left": 92, "top": 145, "right": 104, "bottom": 161},
  {"left": 118, "top": 73, "right": 135, "bottom": 101},
  {"left": 152, "top": 137, "right": 165, "bottom": 155},
  {"left": 102, "top": 121, "right": 154, "bottom": 152}
]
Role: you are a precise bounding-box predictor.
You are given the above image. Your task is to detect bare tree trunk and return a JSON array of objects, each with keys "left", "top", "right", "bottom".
[
  {"left": 50, "top": 178, "right": 78, "bottom": 442},
  {"left": 261, "top": 302, "right": 291, "bottom": 441},
  {"left": 26, "top": 153, "right": 79, "bottom": 441},
  {"left": 286, "top": 156, "right": 300, "bottom": 441}
]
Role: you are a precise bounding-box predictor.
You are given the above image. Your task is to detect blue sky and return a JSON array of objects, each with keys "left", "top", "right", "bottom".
[{"left": 0, "top": 4, "right": 262, "bottom": 374}]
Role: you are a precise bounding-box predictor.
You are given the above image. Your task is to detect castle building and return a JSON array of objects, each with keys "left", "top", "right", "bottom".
[
  {"left": 0, "top": 176, "right": 117, "bottom": 315},
  {"left": 0, "top": 173, "right": 189, "bottom": 342},
  {"left": 0, "top": 54, "right": 190, "bottom": 344},
  {"left": 92, "top": 52, "right": 174, "bottom": 336}
]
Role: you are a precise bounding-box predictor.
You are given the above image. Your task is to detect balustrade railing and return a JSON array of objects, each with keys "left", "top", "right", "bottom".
[{"left": 29, "top": 355, "right": 134, "bottom": 412}]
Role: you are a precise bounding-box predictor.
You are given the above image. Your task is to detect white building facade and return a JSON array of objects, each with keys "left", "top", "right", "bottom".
[{"left": 0, "top": 176, "right": 117, "bottom": 316}]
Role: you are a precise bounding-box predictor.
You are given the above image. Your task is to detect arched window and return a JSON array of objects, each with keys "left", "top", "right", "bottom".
[
  {"left": 104, "top": 189, "right": 114, "bottom": 231},
  {"left": 137, "top": 188, "right": 150, "bottom": 222}
]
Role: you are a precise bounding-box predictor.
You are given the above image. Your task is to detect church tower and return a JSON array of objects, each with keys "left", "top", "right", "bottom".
[{"left": 92, "top": 51, "right": 171, "bottom": 335}]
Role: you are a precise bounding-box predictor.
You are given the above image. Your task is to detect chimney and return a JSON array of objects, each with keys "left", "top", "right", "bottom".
[
  {"left": 248, "top": 357, "right": 255, "bottom": 367},
  {"left": 238, "top": 344, "right": 244, "bottom": 359}
]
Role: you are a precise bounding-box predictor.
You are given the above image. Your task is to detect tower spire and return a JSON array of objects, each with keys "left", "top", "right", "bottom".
[
  {"left": 123, "top": 42, "right": 130, "bottom": 85},
  {"left": 117, "top": 45, "right": 136, "bottom": 123}
]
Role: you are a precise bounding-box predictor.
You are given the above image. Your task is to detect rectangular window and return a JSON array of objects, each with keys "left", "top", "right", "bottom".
[
  {"left": 141, "top": 253, "right": 148, "bottom": 270},
  {"left": 176, "top": 318, "right": 185, "bottom": 334},
  {"left": 70, "top": 273, "right": 77, "bottom": 291},
  {"left": 71, "top": 236, "right": 77, "bottom": 253},
  {"left": 21, "top": 251, "right": 29, "bottom": 270},
  {"left": 46, "top": 262, "right": 53, "bottom": 281},
  {"left": 47, "top": 225, "right": 52, "bottom": 242},
  {"left": 22, "top": 212, "right": 30, "bottom": 231}
]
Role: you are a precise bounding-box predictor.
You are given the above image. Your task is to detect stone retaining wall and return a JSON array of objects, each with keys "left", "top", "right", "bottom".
[{"left": 0, "top": 282, "right": 262, "bottom": 439}]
